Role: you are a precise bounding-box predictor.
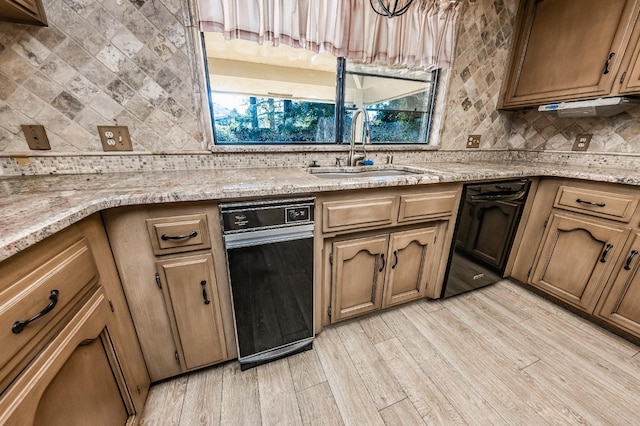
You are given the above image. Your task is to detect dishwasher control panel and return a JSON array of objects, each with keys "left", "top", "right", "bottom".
[
  {"left": 220, "top": 198, "right": 315, "bottom": 233},
  {"left": 286, "top": 206, "right": 310, "bottom": 223}
]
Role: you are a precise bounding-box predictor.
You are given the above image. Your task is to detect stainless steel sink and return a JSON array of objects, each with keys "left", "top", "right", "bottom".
[{"left": 308, "top": 166, "right": 424, "bottom": 179}]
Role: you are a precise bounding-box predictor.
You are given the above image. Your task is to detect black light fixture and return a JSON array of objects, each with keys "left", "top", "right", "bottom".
[{"left": 369, "top": 0, "right": 416, "bottom": 18}]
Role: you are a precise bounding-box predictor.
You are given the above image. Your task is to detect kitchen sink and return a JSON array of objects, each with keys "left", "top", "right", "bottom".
[{"left": 308, "top": 166, "right": 425, "bottom": 179}]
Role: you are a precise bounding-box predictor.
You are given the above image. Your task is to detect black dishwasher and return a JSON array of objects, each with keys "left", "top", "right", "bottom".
[
  {"left": 442, "top": 179, "right": 531, "bottom": 298},
  {"left": 220, "top": 198, "right": 314, "bottom": 370}
]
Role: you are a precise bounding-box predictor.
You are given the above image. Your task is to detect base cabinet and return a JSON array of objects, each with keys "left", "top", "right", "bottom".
[
  {"left": 330, "top": 224, "right": 445, "bottom": 323},
  {"left": 530, "top": 211, "right": 629, "bottom": 311},
  {"left": 0, "top": 290, "right": 133, "bottom": 425},
  {"left": 596, "top": 231, "right": 640, "bottom": 335},
  {"left": 156, "top": 253, "right": 227, "bottom": 370}
]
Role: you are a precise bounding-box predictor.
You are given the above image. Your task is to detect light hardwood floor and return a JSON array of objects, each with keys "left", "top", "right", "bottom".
[{"left": 138, "top": 280, "right": 640, "bottom": 425}]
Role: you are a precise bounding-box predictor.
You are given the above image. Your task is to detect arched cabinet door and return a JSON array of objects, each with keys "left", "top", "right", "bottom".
[
  {"left": 0, "top": 289, "right": 134, "bottom": 426},
  {"left": 383, "top": 227, "right": 439, "bottom": 308},
  {"left": 331, "top": 235, "right": 389, "bottom": 322},
  {"left": 530, "top": 212, "right": 629, "bottom": 312}
]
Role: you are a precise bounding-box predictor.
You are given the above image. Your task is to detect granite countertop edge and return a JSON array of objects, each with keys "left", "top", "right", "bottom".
[{"left": 2, "top": 161, "right": 639, "bottom": 263}]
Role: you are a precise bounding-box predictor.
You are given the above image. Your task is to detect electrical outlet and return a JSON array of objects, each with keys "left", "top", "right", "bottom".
[
  {"left": 98, "top": 126, "right": 133, "bottom": 151},
  {"left": 572, "top": 133, "right": 592, "bottom": 151},
  {"left": 21, "top": 125, "right": 51, "bottom": 150},
  {"left": 466, "top": 135, "right": 481, "bottom": 148}
]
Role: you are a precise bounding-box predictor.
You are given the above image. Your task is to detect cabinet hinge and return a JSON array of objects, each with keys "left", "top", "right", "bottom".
[
  {"left": 620, "top": 71, "right": 627, "bottom": 85},
  {"left": 329, "top": 253, "right": 333, "bottom": 265},
  {"left": 543, "top": 218, "right": 548, "bottom": 228},
  {"left": 174, "top": 351, "right": 180, "bottom": 364},
  {"left": 108, "top": 299, "right": 114, "bottom": 312},
  {"left": 155, "top": 272, "right": 162, "bottom": 289},
  {"left": 328, "top": 305, "right": 332, "bottom": 317}
]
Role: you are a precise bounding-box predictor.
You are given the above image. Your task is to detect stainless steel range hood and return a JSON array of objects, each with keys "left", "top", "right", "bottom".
[{"left": 538, "top": 97, "right": 640, "bottom": 118}]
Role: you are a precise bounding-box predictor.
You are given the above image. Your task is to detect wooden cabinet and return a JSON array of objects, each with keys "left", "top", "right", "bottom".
[
  {"left": 103, "top": 203, "right": 234, "bottom": 382},
  {"left": 530, "top": 211, "right": 629, "bottom": 311},
  {"left": 0, "top": 290, "right": 130, "bottom": 425},
  {"left": 331, "top": 235, "right": 388, "bottom": 322},
  {"left": 382, "top": 228, "right": 438, "bottom": 308},
  {"left": 0, "top": 215, "right": 149, "bottom": 423},
  {"left": 596, "top": 231, "right": 640, "bottom": 336},
  {"left": 156, "top": 254, "right": 227, "bottom": 370},
  {"left": 500, "top": 0, "right": 640, "bottom": 108},
  {"left": 0, "top": 0, "right": 47, "bottom": 25},
  {"left": 329, "top": 224, "right": 445, "bottom": 323},
  {"left": 318, "top": 185, "right": 461, "bottom": 326}
]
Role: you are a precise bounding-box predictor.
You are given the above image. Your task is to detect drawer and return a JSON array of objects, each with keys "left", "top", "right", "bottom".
[
  {"left": 322, "top": 196, "right": 397, "bottom": 233},
  {"left": 398, "top": 190, "right": 458, "bottom": 222},
  {"left": 0, "top": 239, "right": 98, "bottom": 380},
  {"left": 554, "top": 186, "right": 639, "bottom": 223},
  {"left": 146, "top": 214, "right": 211, "bottom": 255}
]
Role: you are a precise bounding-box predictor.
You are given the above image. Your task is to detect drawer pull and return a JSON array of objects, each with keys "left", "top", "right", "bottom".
[
  {"left": 576, "top": 199, "right": 605, "bottom": 208},
  {"left": 200, "top": 280, "right": 211, "bottom": 305},
  {"left": 12, "top": 289, "right": 60, "bottom": 334},
  {"left": 161, "top": 231, "right": 198, "bottom": 241},
  {"left": 600, "top": 244, "right": 614, "bottom": 263},
  {"left": 624, "top": 250, "right": 639, "bottom": 270}
]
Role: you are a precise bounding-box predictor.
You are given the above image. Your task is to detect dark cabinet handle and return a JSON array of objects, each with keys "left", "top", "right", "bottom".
[
  {"left": 603, "top": 52, "right": 615, "bottom": 74},
  {"left": 576, "top": 199, "right": 606, "bottom": 208},
  {"left": 624, "top": 250, "right": 639, "bottom": 270},
  {"left": 392, "top": 250, "right": 398, "bottom": 269},
  {"left": 12, "top": 290, "right": 59, "bottom": 334},
  {"left": 600, "top": 244, "right": 613, "bottom": 263},
  {"left": 379, "top": 254, "right": 386, "bottom": 272},
  {"left": 161, "top": 231, "right": 197, "bottom": 241},
  {"left": 200, "top": 280, "right": 211, "bottom": 305}
]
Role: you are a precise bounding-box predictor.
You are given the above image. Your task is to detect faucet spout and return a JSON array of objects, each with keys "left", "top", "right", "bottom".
[{"left": 349, "top": 107, "right": 371, "bottom": 167}]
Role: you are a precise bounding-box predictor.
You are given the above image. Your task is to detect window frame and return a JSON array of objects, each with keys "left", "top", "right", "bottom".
[{"left": 203, "top": 38, "right": 439, "bottom": 146}]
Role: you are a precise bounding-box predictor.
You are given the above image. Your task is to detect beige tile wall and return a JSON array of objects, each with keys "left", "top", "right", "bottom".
[{"left": 1, "top": 0, "right": 640, "bottom": 165}]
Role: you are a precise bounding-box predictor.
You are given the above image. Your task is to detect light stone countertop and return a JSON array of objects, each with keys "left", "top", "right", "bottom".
[{"left": 2, "top": 161, "right": 640, "bottom": 262}]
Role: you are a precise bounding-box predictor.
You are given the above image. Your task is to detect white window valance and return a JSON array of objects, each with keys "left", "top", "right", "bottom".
[{"left": 197, "top": 0, "right": 460, "bottom": 70}]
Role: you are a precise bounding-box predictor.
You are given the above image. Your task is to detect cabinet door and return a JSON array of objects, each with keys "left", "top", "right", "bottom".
[
  {"left": 501, "top": 0, "right": 638, "bottom": 108},
  {"left": 531, "top": 212, "right": 629, "bottom": 312},
  {"left": 596, "top": 232, "right": 640, "bottom": 336},
  {"left": 0, "top": 290, "right": 132, "bottom": 425},
  {"left": 383, "top": 227, "right": 439, "bottom": 308},
  {"left": 464, "top": 201, "right": 519, "bottom": 270},
  {"left": 619, "top": 28, "right": 640, "bottom": 93},
  {"left": 156, "top": 253, "right": 227, "bottom": 371},
  {"left": 331, "top": 235, "right": 388, "bottom": 322}
]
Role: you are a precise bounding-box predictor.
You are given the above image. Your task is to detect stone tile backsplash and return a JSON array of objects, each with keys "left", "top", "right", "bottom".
[
  {"left": 0, "top": 0, "right": 207, "bottom": 153},
  {"left": 2, "top": 0, "right": 640, "bottom": 175}
]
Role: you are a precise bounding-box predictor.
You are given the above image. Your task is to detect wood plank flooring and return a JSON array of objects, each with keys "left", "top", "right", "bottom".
[{"left": 138, "top": 280, "right": 640, "bottom": 425}]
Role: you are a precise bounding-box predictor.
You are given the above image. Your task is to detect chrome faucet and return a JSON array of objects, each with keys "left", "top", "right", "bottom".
[{"left": 348, "top": 107, "right": 371, "bottom": 166}]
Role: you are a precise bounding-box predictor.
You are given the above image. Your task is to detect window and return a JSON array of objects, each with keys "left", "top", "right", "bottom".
[{"left": 203, "top": 33, "right": 438, "bottom": 145}]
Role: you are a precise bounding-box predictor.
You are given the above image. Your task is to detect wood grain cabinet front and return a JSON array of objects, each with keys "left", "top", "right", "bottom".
[
  {"left": 0, "top": 289, "right": 134, "bottom": 426},
  {"left": 596, "top": 231, "right": 640, "bottom": 337},
  {"left": 500, "top": 0, "right": 640, "bottom": 108},
  {"left": 329, "top": 223, "right": 446, "bottom": 323},
  {"left": 322, "top": 196, "right": 397, "bottom": 233},
  {"left": 156, "top": 253, "right": 227, "bottom": 371},
  {"left": 0, "top": 0, "right": 47, "bottom": 25},
  {"left": 530, "top": 211, "right": 629, "bottom": 312}
]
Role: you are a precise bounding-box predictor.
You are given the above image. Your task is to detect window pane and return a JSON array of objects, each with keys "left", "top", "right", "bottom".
[
  {"left": 204, "top": 33, "right": 337, "bottom": 144},
  {"left": 344, "top": 63, "right": 436, "bottom": 144}
]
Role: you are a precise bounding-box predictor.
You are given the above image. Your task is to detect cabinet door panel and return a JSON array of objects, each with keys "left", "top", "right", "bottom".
[
  {"left": 157, "top": 254, "right": 226, "bottom": 370},
  {"left": 531, "top": 212, "right": 629, "bottom": 312},
  {"left": 383, "top": 227, "right": 438, "bottom": 308},
  {"left": 0, "top": 290, "right": 132, "bottom": 425},
  {"left": 331, "top": 235, "right": 388, "bottom": 322},
  {"left": 596, "top": 232, "right": 640, "bottom": 336},
  {"left": 502, "top": 0, "right": 638, "bottom": 107}
]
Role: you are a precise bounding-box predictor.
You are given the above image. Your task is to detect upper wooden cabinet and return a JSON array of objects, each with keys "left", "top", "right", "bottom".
[
  {"left": 0, "top": 0, "right": 47, "bottom": 26},
  {"left": 500, "top": 0, "right": 640, "bottom": 109}
]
